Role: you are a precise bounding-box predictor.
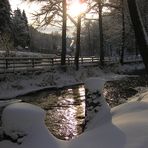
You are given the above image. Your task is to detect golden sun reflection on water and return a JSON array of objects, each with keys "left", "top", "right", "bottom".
[
  {"left": 45, "top": 86, "right": 85, "bottom": 140},
  {"left": 21, "top": 85, "right": 85, "bottom": 140}
]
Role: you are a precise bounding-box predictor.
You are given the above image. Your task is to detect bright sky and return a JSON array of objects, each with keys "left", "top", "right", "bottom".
[
  {"left": 10, "top": 0, "right": 41, "bottom": 23},
  {"left": 9, "top": 0, "right": 61, "bottom": 34},
  {"left": 9, "top": 0, "right": 97, "bottom": 35},
  {"left": 9, "top": 0, "right": 88, "bottom": 22}
]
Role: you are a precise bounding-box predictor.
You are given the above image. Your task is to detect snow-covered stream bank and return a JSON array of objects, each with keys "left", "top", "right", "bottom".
[
  {"left": 0, "top": 63, "right": 145, "bottom": 100},
  {"left": 0, "top": 65, "right": 125, "bottom": 100},
  {"left": 0, "top": 63, "right": 147, "bottom": 148},
  {"left": 0, "top": 77, "right": 148, "bottom": 148},
  {"left": 4, "top": 75, "right": 146, "bottom": 141}
]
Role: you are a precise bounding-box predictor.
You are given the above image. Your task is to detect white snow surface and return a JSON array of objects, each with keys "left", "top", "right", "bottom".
[
  {"left": 0, "top": 66, "right": 125, "bottom": 100},
  {"left": 2, "top": 103, "right": 45, "bottom": 133},
  {"left": 84, "top": 78, "right": 111, "bottom": 130},
  {"left": 68, "top": 90, "right": 148, "bottom": 148},
  {"left": 0, "top": 63, "right": 143, "bottom": 100},
  {"left": 85, "top": 77, "right": 106, "bottom": 92},
  {"left": 0, "top": 62, "right": 144, "bottom": 100},
  {"left": 1, "top": 103, "right": 64, "bottom": 148},
  {"left": 68, "top": 100, "right": 148, "bottom": 148}
]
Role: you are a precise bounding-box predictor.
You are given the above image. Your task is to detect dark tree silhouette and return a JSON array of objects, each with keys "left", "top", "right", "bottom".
[
  {"left": 98, "top": 1, "right": 104, "bottom": 66},
  {"left": 120, "top": 0, "right": 125, "bottom": 65},
  {"left": 61, "top": 0, "right": 67, "bottom": 66},
  {"left": 75, "top": 15, "right": 81, "bottom": 70},
  {"left": 0, "top": 0, "right": 11, "bottom": 34},
  {"left": 12, "top": 9, "right": 30, "bottom": 48},
  {"left": 127, "top": 0, "right": 148, "bottom": 73}
]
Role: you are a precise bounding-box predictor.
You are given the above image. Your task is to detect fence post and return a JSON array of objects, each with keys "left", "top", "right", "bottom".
[
  {"left": 81, "top": 57, "right": 83, "bottom": 64},
  {"left": 92, "top": 57, "right": 94, "bottom": 63},
  {"left": 13, "top": 58, "right": 15, "bottom": 71},
  {"left": 5, "top": 58, "right": 8, "bottom": 69},
  {"left": 32, "top": 59, "right": 34, "bottom": 68},
  {"left": 68, "top": 57, "right": 70, "bottom": 65},
  {"left": 51, "top": 58, "right": 54, "bottom": 66}
]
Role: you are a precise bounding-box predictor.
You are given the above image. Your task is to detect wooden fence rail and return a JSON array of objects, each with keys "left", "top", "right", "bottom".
[
  {"left": 0, "top": 55, "right": 142, "bottom": 73},
  {"left": 0, "top": 56, "right": 99, "bottom": 73}
]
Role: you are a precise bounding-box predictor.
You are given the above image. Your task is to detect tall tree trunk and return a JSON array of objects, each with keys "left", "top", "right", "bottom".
[
  {"left": 87, "top": 21, "right": 92, "bottom": 56},
  {"left": 98, "top": 2, "right": 104, "bottom": 66},
  {"left": 127, "top": 0, "right": 148, "bottom": 73},
  {"left": 120, "top": 0, "right": 125, "bottom": 64},
  {"left": 75, "top": 15, "right": 81, "bottom": 71},
  {"left": 61, "top": 0, "right": 67, "bottom": 66}
]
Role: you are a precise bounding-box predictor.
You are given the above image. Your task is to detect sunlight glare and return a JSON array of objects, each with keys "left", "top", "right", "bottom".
[{"left": 67, "top": 0, "right": 87, "bottom": 17}]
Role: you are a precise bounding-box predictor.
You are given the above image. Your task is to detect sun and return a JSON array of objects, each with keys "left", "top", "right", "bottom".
[{"left": 67, "top": 0, "right": 87, "bottom": 17}]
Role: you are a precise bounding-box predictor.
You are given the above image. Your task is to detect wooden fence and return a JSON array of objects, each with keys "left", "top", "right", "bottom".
[
  {"left": 0, "top": 55, "right": 142, "bottom": 73},
  {"left": 0, "top": 56, "right": 99, "bottom": 73}
]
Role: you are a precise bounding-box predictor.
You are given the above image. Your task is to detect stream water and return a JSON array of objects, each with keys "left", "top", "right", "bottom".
[
  {"left": 9, "top": 75, "right": 148, "bottom": 140},
  {"left": 19, "top": 85, "right": 85, "bottom": 140}
]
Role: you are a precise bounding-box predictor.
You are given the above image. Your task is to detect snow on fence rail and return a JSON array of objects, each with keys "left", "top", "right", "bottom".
[
  {"left": 0, "top": 56, "right": 142, "bottom": 73},
  {"left": 0, "top": 56, "right": 99, "bottom": 73}
]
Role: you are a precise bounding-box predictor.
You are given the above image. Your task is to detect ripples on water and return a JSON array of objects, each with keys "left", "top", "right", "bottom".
[
  {"left": 20, "top": 86, "right": 85, "bottom": 140},
  {"left": 104, "top": 75, "right": 148, "bottom": 107}
]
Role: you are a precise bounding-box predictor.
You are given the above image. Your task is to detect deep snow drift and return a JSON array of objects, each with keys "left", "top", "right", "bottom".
[
  {"left": 68, "top": 78, "right": 148, "bottom": 148},
  {"left": 0, "top": 103, "right": 63, "bottom": 148}
]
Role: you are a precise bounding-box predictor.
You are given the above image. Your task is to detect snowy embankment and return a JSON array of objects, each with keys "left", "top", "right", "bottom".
[
  {"left": 68, "top": 78, "right": 148, "bottom": 148},
  {"left": 0, "top": 62, "right": 144, "bottom": 100},
  {"left": 0, "top": 66, "right": 126, "bottom": 100},
  {"left": 0, "top": 78, "right": 148, "bottom": 148}
]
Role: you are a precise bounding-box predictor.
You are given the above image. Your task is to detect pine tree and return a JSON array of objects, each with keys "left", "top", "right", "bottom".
[
  {"left": 22, "top": 10, "right": 30, "bottom": 46},
  {"left": 0, "top": 0, "right": 11, "bottom": 34},
  {"left": 0, "top": 0, "right": 13, "bottom": 55},
  {"left": 12, "top": 8, "right": 30, "bottom": 48}
]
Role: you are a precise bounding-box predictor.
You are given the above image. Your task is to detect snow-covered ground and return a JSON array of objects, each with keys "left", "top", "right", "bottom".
[
  {"left": 0, "top": 62, "right": 145, "bottom": 100},
  {"left": 0, "top": 78, "right": 148, "bottom": 148},
  {"left": 0, "top": 65, "right": 126, "bottom": 100},
  {"left": 0, "top": 50, "right": 57, "bottom": 58},
  {"left": 68, "top": 89, "right": 148, "bottom": 148}
]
